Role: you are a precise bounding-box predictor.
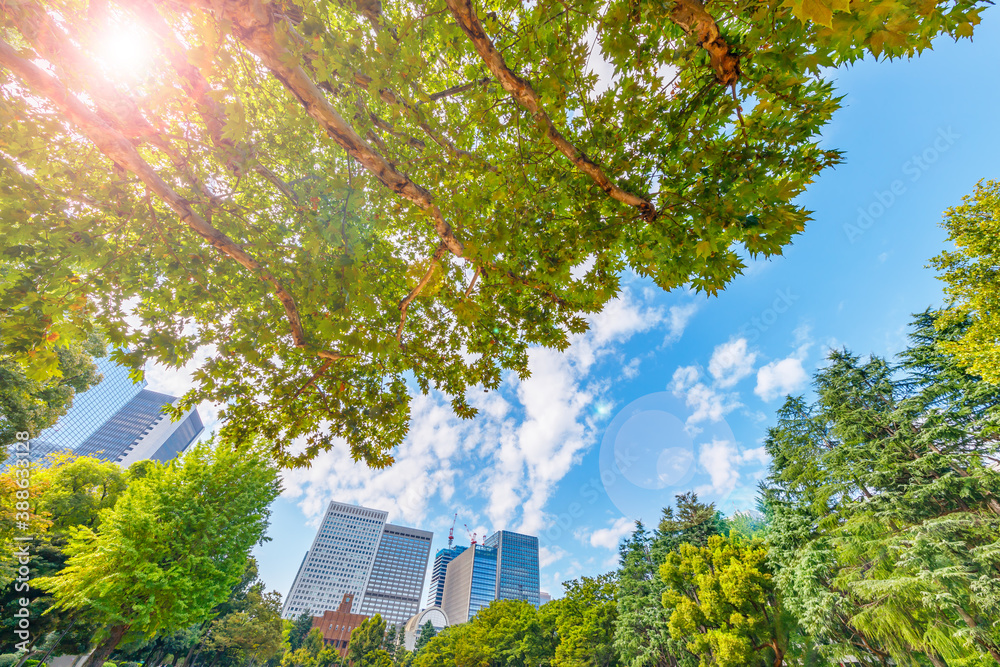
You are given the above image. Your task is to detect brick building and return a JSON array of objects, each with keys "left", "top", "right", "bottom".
[{"left": 311, "top": 593, "right": 369, "bottom": 656}]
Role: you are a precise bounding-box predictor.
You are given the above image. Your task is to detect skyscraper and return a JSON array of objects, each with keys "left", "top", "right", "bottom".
[
  {"left": 439, "top": 529, "right": 540, "bottom": 624},
  {"left": 34, "top": 356, "right": 146, "bottom": 451},
  {"left": 427, "top": 545, "right": 467, "bottom": 608},
  {"left": 282, "top": 501, "right": 434, "bottom": 627},
  {"left": 74, "top": 389, "right": 203, "bottom": 466},
  {"left": 485, "top": 530, "right": 541, "bottom": 608},
  {"left": 14, "top": 356, "right": 203, "bottom": 467},
  {"left": 359, "top": 524, "right": 433, "bottom": 624},
  {"left": 441, "top": 544, "right": 498, "bottom": 624}
]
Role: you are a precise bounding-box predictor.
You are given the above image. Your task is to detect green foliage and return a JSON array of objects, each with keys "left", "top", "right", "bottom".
[
  {"left": 289, "top": 612, "right": 316, "bottom": 652},
  {"left": 659, "top": 535, "right": 788, "bottom": 667},
  {"left": 32, "top": 453, "right": 126, "bottom": 533},
  {"left": 202, "top": 588, "right": 284, "bottom": 664},
  {"left": 0, "top": 334, "right": 103, "bottom": 450},
  {"left": 932, "top": 179, "right": 1000, "bottom": 384},
  {"left": 413, "top": 621, "right": 436, "bottom": 655},
  {"left": 548, "top": 574, "right": 618, "bottom": 667},
  {"left": 349, "top": 615, "right": 387, "bottom": 667},
  {"left": 762, "top": 311, "right": 1000, "bottom": 665},
  {"left": 414, "top": 599, "right": 555, "bottom": 667},
  {"left": 654, "top": 492, "right": 727, "bottom": 556},
  {"left": 615, "top": 493, "right": 727, "bottom": 667},
  {"left": 35, "top": 439, "right": 280, "bottom": 652},
  {"left": 0, "top": 0, "right": 987, "bottom": 466}
]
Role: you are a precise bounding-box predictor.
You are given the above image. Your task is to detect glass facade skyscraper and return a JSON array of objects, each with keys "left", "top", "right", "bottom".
[
  {"left": 10, "top": 356, "right": 203, "bottom": 468},
  {"left": 35, "top": 356, "right": 146, "bottom": 451},
  {"left": 282, "top": 501, "right": 434, "bottom": 627},
  {"left": 485, "top": 530, "right": 541, "bottom": 607},
  {"left": 441, "top": 544, "right": 498, "bottom": 624},
  {"left": 427, "top": 545, "right": 466, "bottom": 608},
  {"left": 440, "top": 529, "right": 540, "bottom": 625}
]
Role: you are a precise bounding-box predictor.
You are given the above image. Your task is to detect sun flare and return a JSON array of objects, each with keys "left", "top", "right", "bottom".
[{"left": 93, "top": 26, "right": 152, "bottom": 80}]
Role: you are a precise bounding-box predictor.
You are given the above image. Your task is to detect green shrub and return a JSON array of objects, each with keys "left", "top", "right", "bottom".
[{"left": 0, "top": 654, "right": 22, "bottom": 667}]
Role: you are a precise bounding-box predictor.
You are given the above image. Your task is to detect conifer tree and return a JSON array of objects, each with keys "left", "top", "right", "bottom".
[{"left": 762, "top": 311, "right": 1000, "bottom": 665}]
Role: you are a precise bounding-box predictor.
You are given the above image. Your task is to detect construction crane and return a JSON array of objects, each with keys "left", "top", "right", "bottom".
[
  {"left": 448, "top": 513, "right": 457, "bottom": 549},
  {"left": 463, "top": 523, "right": 478, "bottom": 547}
]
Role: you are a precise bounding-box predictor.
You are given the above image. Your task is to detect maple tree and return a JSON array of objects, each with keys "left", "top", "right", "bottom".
[{"left": 0, "top": 0, "right": 987, "bottom": 466}]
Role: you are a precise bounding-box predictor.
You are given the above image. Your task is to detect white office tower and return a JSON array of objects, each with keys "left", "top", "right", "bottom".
[
  {"left": 359, "top": 524, "right": 433, "bottom": 625},
  {"left": 282, "top": 501, "right": 433, "bottom": 627}
]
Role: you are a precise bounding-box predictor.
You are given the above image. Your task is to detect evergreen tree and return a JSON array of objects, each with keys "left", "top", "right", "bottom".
[
  {"left": 413, "top": 621, "right": 437, "bottom": 655},
  {"left": 289, "top": 612, "right": 316, "bottom": 652},
  {"left": 383, "top": 625, "right": 398, "bottom": 659},
  {"left": 763, "top": 311, "right": 1000, "bottom": 665}
]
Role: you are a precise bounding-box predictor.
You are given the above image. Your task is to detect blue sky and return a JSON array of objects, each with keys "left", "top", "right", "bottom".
[{"left": 143, "top": 10, "right": 1000, "bottom": 603}]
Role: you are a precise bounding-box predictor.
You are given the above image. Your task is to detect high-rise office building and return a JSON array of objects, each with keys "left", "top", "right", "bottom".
[
  {"left": 35, "top": 356, "right": 146, "bottom": 451},
  {"left": 282, "top": 501, "right": 434, "bottom": 627},
  {"left": 74, "top": 389, "right": 203, "bottom": 466},
  {"left": 441, "top": 544, "right": 498, "bottom": 624},
  {"left": 427, "top": 545, "right": 467, "bottom": 608},
  {"left": 10, "top": 356, "right": 203, "bottom": 468},
  {"left": 359, "top": 523, "right": 433, "bottom": 624},
  {"left": 485, "top": 530, "right": 541, "bottom": 608},
  {"left": 439, "top": 529, "right": 540, "bottom": 624}
]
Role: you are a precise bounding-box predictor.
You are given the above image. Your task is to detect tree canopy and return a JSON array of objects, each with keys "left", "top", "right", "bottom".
[
  {"left": 35, "top": 439, "right": 281, "bottom": 667},
  {"left": 0, "top": 0, "right": 988, "bottom": 466},
  {"left": 762, "top": 311, "right": 1000, "bottom": 665},
  {"left": 932, "top": 179, "right": 1000, "bottom": 384}
]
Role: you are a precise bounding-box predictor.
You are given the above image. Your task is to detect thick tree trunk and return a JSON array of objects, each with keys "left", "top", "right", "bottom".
[
  {"left": 148, "top": 648, "right": 167, "bottom": 667},
  {"left": 81, "top": 625, "right": 130, "bottom": 667}
]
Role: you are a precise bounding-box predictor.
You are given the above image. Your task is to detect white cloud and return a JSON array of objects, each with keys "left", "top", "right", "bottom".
[
  {"left": 695, "top": 440, "right": 772, "bottom": 497},
  {"left": 580, "top": 517, "right": 635, "bottom": 550},
  {"left": 670, "top": 366, "right": 740, "bottom": 427},
  {"left": 587, "top": 291, "right": 664, "bottom": 347},
  {"left": 671, "top": 365, "right": 700, "bottom": 393},
  {"left": 665, "top": 302, "right": 699, "bottom": 343},
  {"left": 684, "top": 383, "right": 740, "bottom": 424},
  {"left": 709, "top": 338, "right": 757, "bottom": 388},
  {"left": 697, "top": 439, "right": 741, "bottom": 496},
  {"left": 620, "top": 357, "right": 642, "bottom": 380},
  {"left": 283, "top": 288, "right": 665, "bottom": 540},
  {"left": 755, "top": 355, "right": 808, "bottom": 401},
  {"left": 539, "top": 545, "right": 568, "bottom": 568}
]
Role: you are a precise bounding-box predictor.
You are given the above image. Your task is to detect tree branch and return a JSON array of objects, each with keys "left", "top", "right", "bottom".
[
  {"left": 668, "top": 0, "right": 740, "bottom": 87},
  {"left": 444, "top": 0, "right": 657, "bottom": 221},
  {"left": 397, "top": 243, "right": 449, "bottom": 342},
  {"left": 0, "top": 38, "right": 347, "bottom": 361},
  {"left": 201, "top": 0, "right": 465, "bottom": 258},
  {"left": 423, "top": 78, "right": 492, "bottom": 103}
]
